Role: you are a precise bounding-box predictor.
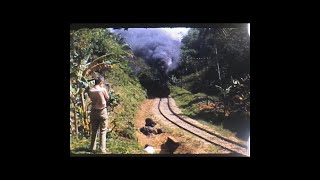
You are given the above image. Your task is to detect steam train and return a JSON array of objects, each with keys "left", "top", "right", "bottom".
[{"left": 139, "top": 60, "right": 170, "bottom": 98}]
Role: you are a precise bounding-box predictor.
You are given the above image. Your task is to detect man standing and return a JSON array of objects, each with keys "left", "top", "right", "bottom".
[{"left": 88, "top": 77, "right": 109, "bottom": 154}]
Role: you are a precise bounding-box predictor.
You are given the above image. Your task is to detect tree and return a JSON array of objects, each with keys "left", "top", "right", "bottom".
[{"left": 172, "top": 26, "right": 250, "bottom": 120}]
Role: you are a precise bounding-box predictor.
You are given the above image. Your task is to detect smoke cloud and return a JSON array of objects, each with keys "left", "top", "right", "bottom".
[{"left": 111, "top": 28, "right": 182, "bottom": 73}]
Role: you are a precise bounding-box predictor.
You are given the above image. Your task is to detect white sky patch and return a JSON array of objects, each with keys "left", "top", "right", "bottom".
[
  {"left": 160, "top": 28, "right": 190, "bottom": 41},
  {"left": 248, "top": 23, "right": 250, "bottom": 36},
  {"left": 167, "top": 57, "right": 172, "bottom": 66},
  {"left": 108, "top": 28, "right": 114, "bottom": 32}
]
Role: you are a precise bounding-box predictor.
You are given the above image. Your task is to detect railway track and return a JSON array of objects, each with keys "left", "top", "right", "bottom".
[{"left": 158, "top": 97, "right": 248, "bottom": 156}]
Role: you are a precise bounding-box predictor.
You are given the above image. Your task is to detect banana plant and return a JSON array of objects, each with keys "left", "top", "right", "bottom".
[
  {"left": 215, "top": 74, "right": 250, "bottom": 118},
  {"left": 70, "top": 28, "right": 131, "bottom": 138}
]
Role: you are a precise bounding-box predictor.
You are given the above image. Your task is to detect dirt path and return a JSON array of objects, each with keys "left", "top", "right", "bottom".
[{"left": 134, "top": 98, "right": 236, "bottom": 154}]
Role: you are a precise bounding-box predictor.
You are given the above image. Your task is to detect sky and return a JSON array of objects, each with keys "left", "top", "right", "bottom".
[
  {"left": 110, "top": 25, "right": 249, "bottom": 40},
  {"left": 162, "top": 25, "right": 249, "bottom": 39},
  {"left": 160, "top": 28, "right": 190, "bottom": 41},
  {"left": 109, "top": 28, "right": 190, "bottom": 41}
]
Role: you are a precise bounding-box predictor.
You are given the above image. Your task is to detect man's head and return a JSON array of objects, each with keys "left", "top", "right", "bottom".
[{"left": 94, "top": 77, "right": 106, "bottom": 87}]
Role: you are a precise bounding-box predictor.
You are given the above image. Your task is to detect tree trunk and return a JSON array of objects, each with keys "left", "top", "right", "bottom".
[
  {"left": 87, "top": 102, "right": 92, "bottom": 137},
  {"left": 81, "top": 90, "right": 91, "bottom": 139},
  {"left": 81, "top": 91, "right": 88, "bottom": 129},
  {"left": 217, "top": 62, "right": 221, "bottom": 85},
  {"left": 74, "top": 106, "right": 78, "bottom": 138}
]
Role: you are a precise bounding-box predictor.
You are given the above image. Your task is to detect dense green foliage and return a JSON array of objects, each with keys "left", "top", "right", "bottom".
[
  {"left": 70, "top": 28, "right": 147, "bottom": 154},
  {"left": 169, "top": 27, "right": 250, "bottom": 140}
]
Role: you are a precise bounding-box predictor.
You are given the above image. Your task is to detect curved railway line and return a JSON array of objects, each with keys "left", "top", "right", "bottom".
[{"left": 158, "top": 96, "right": 248, "bottom": 156}]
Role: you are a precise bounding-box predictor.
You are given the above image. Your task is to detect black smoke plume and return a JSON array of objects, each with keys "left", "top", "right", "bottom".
[{"left": 111, "top": 28, "right": 182, "bottom": 74}]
